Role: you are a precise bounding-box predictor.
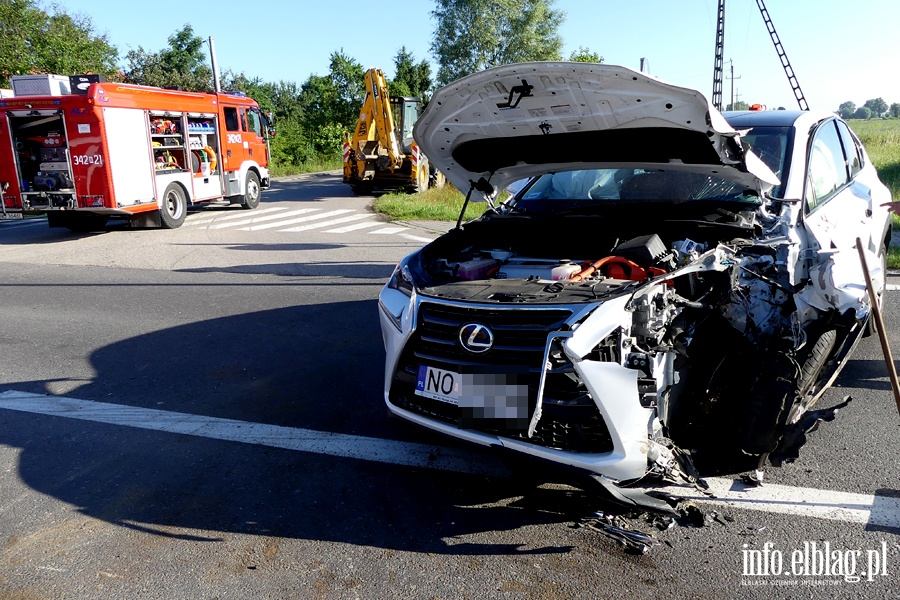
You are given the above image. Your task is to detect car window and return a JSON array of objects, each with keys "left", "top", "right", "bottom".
[
  {"left": 835, "top": 120, "right": 862, "bottom": 177},
  {"left": 224, "top": 107, "right": 239, "bottom": 132},
  {"left": 805, "top": 121, "right": 849, "bottom": 212},
  {"left": 514, "top": 168, "right": 757, "bottom": 212},
  {"left": 742, "top": 127, "right": 790, "bottom": 187},
  {"left": 247, "top": 109, "right": 262, "bottom": 136}
]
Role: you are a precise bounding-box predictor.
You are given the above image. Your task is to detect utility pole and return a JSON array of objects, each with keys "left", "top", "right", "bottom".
[
  {"left": 208, "top": 36, "right": 222, "bottom": 93},
  {"left": 711, "top": 0, "right": 725, "bottom": 110},
  {"left": 725, "top": 60, "right": 741, "bottom": 110}
]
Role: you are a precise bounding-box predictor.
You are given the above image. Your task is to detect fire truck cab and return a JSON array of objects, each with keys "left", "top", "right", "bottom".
[{"left": 0, "top": 76, "right": 272, "bottom": 230}]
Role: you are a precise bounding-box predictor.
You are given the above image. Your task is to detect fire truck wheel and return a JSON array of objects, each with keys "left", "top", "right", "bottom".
[
  {"left": 160, "top": 183, "right": 187, "bottom": 229},
  {"left": 240, "top": 172, "right": 261, "bottom": 210}
]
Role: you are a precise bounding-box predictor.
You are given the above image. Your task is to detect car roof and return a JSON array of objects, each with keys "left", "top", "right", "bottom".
[{"left": 724, "top": 109, "right": 833, "bottom": 130}]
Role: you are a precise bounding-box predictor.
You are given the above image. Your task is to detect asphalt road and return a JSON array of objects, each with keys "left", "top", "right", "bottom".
[{"left": 0, "top": 174, "right": 897, "bottom": 599}]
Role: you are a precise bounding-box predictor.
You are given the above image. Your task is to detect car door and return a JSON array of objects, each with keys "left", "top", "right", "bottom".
[
  {"left": 801, "top": 118, "right": 882, "bottom": 313},
  {"left": 243, "top": 107, "right": 268, "bottom": 165}
]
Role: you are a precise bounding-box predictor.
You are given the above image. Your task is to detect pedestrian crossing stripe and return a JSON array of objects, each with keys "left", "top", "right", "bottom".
[{"left": 279, "top": 213, "right": 371, "bottom": 232}]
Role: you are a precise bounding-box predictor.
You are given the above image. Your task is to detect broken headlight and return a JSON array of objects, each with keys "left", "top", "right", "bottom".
[{"left": 381, "top": 261, "right": 416, "bottom": 331}]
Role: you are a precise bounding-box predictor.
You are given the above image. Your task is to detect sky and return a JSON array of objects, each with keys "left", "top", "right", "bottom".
[{"left": 55, "top": 0, "right": 899, "bottom": 113}]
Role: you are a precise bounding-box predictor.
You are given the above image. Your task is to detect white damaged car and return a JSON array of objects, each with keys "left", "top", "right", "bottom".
[{"left": 378, "top": 63, "right": 891, "bottom": 496}]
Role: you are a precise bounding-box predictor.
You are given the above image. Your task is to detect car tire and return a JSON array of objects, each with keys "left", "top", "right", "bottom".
[
  {"left": 430, "top": 167, "right": 446, "bottom": 190},
  {"left": 785, "top": 329, "right": 838, "bottom": 425},
  {"left": 240, "top": 171, "right": 261, "bottom": 210},
  {"left": 159, "top": 183, "right": 187, "bottom": 229},
  {"left": 407, "top": 161, "right": 429, "bottom": 194}
]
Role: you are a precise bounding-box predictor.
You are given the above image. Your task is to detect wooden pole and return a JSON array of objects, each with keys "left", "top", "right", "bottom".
[{"left": 856, "top": 237, "right": 900, "bottom": 419}]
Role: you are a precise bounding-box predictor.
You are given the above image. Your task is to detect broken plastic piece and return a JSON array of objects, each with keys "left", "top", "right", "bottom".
[
  {"left": 770, "top": 396, "right": 852, "bottom": 466},
  {"left": 582, "top": 512, "right": 657, "bottom": 554}
]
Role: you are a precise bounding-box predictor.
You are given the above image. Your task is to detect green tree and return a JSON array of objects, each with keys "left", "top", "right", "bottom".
[
  {"left": 726, "top": 101, "right": 749, "bottom": 111},
  {"left": 837, "top": 101, "right": 856, "bottom": 120},
  {"left": 863, "top": 97, "right": 888, "bottom": 118},
  {"left": 0, "top": 0, "right": 118, "bottom": 87},
  {"left": 123, "top": 24, "right": 212, "bottom": 91},
  {"left": 568, "top": 46, "right": 602, "bottom": 63},
  {"left": 431, "top": 0, "right": 565, "bottom": 85},
  {"left": 890, "top": 103, "right": 900, "bottom": 118},
  {"left": 389, "top": 46, "right": 432, "bottom": 99},
  {"left": 852, "top": 106, "right": 872, "bottom": 120},
  {"left": 299, "top": 50, "right": 364, "bottom": 154}
]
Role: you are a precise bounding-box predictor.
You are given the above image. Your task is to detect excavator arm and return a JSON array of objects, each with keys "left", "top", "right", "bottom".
[{"left": 349, "top": 68, "right": 403, "bottom": 172}]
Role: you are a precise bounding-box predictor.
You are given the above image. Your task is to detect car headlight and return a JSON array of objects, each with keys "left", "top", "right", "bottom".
[
  {"left": 381, "top": 262, "right": 416, "bottom": 331},
  {"left": 387, "top": 263, "right": 415, "bottom": 296}
]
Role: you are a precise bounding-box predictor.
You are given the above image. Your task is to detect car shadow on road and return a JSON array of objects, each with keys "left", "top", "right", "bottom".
[
  {"left": 174, "top": 262, "right": 395, "bottom": 278},
  {"left": 0, "top": 300, "right": 584, "bottom": 556}
]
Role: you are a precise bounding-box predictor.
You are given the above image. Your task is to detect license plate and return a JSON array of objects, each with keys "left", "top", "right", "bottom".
[
  {"left": 0, "top": 212, "right": 23, "bottom": 220},
  {"left": 415, "top": 365, "right": 460, "bottom": 405}
]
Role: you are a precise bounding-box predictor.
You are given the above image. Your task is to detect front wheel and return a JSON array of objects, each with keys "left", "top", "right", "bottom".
[
  {"left": 159, "top": 183, "right": 187, "bottom": 229},
  {"left": 240, "top": 171, "right": 261, "bottom": 210}
]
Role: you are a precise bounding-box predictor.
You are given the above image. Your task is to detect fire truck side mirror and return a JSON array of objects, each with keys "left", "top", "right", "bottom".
[
  {"left": 267, "top": 127, "right": 276, "bottom": 139},
  {"left": 264, "top": 112, "right": 276, "bottom": 138}
]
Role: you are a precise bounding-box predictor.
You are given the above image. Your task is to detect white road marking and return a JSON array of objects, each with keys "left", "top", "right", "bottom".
[
  {"left": 886, "top": 284, "right": 900, "bottom": 291},
  {"left": 656, "top": 479, "right": 900, "bottom": 530},
  {"left": 369, "top": 227, "right": 407, "bottom": 235},
  {"left": 238, "top": 209, "right": 355, "bottom": 231},
  {"left": 0, "top": 389, "right": 897, "bottom": 530},
  {"left": 279, "top": 213, "right": 372, "bottom": 232},
  {"left": 0, "top": 390, "right": 503, "bottom": 476},
  {"left": 400, "top": 233, "right": 434, "bottom": 243},
  {"left": 325, "top": 221, "right": 385, "bottom": 234},
  {"left": 185, "top": 206, "right": 289, "bottom": 226},
  {"left": 208, "top": 208, "right": 320, "bottom": 229}
]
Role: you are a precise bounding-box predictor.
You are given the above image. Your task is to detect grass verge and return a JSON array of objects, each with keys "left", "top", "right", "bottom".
[
  {"left": 850, "top": 119, "right": 900, "bottom": 267},
  {"left": 269, "top": 155, "right": 342, "bottom": 178},
  {"left": 373, "top": 185, "right": 487, "bottom": 222}
]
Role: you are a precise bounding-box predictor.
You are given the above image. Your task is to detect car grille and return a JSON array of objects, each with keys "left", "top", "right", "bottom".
[{"left": 388, "top": 301, "right": 614, "bottom": 454}]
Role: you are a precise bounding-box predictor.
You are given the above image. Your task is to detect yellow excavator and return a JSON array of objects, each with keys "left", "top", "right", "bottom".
[{"left": 343, "top": 68, "right": 444, "bottom": 195}]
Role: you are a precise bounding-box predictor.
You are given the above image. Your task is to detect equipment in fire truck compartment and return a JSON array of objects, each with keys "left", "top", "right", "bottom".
[
  {"left": 12, "top": 116, "right": 73, "bottom": 195},
  {"left": 147, "top": 115, "right": 221, "bottom": 177}
]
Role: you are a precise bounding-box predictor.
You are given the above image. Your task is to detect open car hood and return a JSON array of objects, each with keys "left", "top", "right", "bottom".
[{"left": 414, "top": 62, "right": 779, "bottom": 200}]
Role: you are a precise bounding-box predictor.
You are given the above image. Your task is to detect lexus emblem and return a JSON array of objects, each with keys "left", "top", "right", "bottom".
[{"left": 459, "top": 323, "right": 494, "bottom": 354}]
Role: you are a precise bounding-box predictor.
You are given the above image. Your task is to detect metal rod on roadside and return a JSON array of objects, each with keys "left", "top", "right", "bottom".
[{"left": 856, "top": 237, "right": 900, "bottom": 419}]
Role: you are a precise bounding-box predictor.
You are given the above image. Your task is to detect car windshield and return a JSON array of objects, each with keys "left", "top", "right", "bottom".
[
  {"left": 739, "top": 125, "right": 791, "bottom": 198},
  {"left": 512, "top": 169, "right": 759, "bottom": 212},
  {"left": 510, "top": 125, "right": 791, "bottom": 212}
]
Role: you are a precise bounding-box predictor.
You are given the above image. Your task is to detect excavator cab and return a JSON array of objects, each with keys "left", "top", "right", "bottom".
[{"left": 390, "top": 96, "right": 421, "bottom": 152}]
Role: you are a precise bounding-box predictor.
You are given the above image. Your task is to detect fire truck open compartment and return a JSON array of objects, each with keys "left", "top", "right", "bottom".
[
  {"left": 8, "top": 110, "right": 76, "bottom": 210},
  {"left": 0, "top": 79, "right": 271, "bottom": 230}
]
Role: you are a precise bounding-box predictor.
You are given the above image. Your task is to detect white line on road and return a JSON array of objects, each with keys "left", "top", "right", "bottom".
[
  {"left": 0, "top": 390, "right": 504, "bottom": 476},
  {"left": 400, "top": 233, "right": 434, "bottom": 243},
  {"left": 238, "top": 209, "right": 355, "bottom": 231},
  {"left": 369, "top": 227, "right": 407, "bottom": 235},
  {"left": 886, "top": 284, "right": 900, "bottom": 291},
  {"left": 325, "top": 221, "right": 384, "bottom": 234},
  {"left": 0, "top": 389, "right": 896, "bottom": 530},
  {"left": 655, "top": 479, "right": 900, "bottom": 530},
  {"left": 209, "top": 208, "right": 320, "bottom": 229},
  {"left": 279, "top": 213, "right": 372, "bottom": 233},
  {"left": 185, "top": 206, "right": 289, "bottom": 226}
]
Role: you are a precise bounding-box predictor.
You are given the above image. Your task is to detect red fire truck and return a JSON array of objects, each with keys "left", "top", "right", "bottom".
[{"left": 0, "top": 76, "right": 272, "bottom": 230}]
